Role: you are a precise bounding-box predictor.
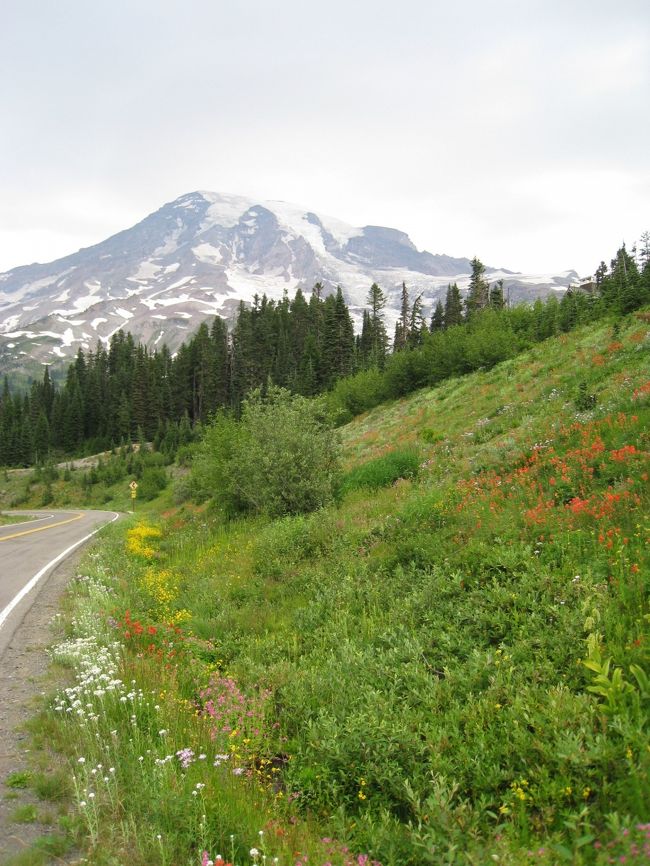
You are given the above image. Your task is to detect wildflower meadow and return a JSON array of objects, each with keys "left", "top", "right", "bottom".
[{"left": 9, "top": 311, "right": 650, "bottom": 865}]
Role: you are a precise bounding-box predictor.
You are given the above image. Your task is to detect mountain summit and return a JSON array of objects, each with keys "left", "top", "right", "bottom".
[{"left": 0, "top": 191, "right": 577, "bottom": 371}]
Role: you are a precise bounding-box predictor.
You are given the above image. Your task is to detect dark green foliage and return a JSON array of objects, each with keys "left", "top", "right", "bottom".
[
  {"left": 489, "top": 278, "right": 505, "bottom": 309},
  {"left": 465, "top": 256, "right": 490, "bottom": 317},
  {"left": 429, "top": 299, "right": 445, "bottom": 332},
  {"left": 137, "top": 465, "right": 169, "bottom": 501},
  {"left": 393, "top": 282, "right": 410, "bottom": 351},
  {"left": 574, "top": 380, "right": 597, "bottom": 410},
  {"left": 443, "top": 282, "right": 464, "bottom": 327},
  {"left": 365, "top": 282, "right": 389, "bottom": 367}
]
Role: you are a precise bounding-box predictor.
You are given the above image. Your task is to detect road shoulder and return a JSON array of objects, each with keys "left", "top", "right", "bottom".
[{"left": 0, "top": 548, "right": 86, "bottom": 862}]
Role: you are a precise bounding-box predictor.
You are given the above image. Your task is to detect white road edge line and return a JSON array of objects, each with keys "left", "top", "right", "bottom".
[
  {"left": 0, "top": 512, "right": 57, "bottom": 531},
  {"left": 0, "top": 512, "right": 120, "bottom": 632}
]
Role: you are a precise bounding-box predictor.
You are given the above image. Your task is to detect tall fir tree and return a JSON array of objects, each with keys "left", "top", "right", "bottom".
[
  {"left": 430, "top": 299, "right": 445, "bottom": 332},
  {"left": 444, "top": 283, "right": 464, "bottom": 327},
  {"left": 465, "top": 257, "right": 490, "bottom": 317},
  {"left": 408, "top": 293, "right": 426, "bottom": 347},
  {"left": 393, "top": 282, "right": 410, "bottom": 351},
  {"left": 489, "top": 279, "right": 505, "bottom": 310},
  {"left": 366, "top": 282, "right": 389, "bottom": 367}
]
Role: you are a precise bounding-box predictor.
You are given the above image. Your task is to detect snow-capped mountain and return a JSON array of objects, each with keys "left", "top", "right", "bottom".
[{"left": 0, "top": 191, "right": 577, "bottom": 373}]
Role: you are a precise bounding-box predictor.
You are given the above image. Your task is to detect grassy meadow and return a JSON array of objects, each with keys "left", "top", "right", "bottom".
[{"left": 4, "top": 310, "right": 650, "bottom": 865}]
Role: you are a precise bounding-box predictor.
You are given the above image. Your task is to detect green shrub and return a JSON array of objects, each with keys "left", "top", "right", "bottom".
[
  {"left": 339, "top": 447, "right": 421, "bottom": 497},
  {"left": 328, "top": 367, "right": 389, "bottom": 420},
  {"left": 191, "top": 387, "right": 341, "bottom": 518},
  {"left": 136, "top": 466, "right": 168, "bottom": 501}
]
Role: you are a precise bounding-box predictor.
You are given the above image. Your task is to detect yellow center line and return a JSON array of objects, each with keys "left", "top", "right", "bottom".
[{"left": 0, "top": 512, "right": 85, "bottom": 542}]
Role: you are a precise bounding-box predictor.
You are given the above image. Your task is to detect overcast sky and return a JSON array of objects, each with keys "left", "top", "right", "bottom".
[{"left": 1, "top": 0, "right": 648, "bottom": 276}]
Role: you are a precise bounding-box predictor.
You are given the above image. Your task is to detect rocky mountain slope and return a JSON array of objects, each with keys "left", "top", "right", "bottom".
[{"left": 0, "top": 191, "right": 577, "bottom": 373}]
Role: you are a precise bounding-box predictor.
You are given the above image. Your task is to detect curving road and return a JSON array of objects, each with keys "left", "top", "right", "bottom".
[{"left": 0, "top": 510, "right": 120, "bottom": 654}]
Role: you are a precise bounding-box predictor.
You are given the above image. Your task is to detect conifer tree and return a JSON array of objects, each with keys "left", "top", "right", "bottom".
[
  {"left": 408, "top": 293, "right": 425, "bottom": 347},
  {"left": 609, "top": 244, "right": 642, "bottom": 314},
  {"left": 322, "top": 287, "right": 355, "bottom": 385},
  {"left": 32, "top": 410, "right": 50, "bottom": 465},
  {"left": 366, "top": 283, "right": 388, "bottom": 367},
  {"left": 430, "top": 300, "right": 445, "bottom": 332},
  {"left": 394, "top": 282, "right": 410, "bottom": 351},
  {"left": 444, "top": 283, "right": 464, "bottom": 327},
  {"left": 288, "top": 288, "right": 310, "bottom": 385},
  {"left": 358, "top": 310, "right": 373, "bottom": 366},
  {"left": 465, "top": 257, "right": 490, "bottom": 317},
  {"left": 489, "top": 279, "right": 505, "bottom": 310},
  {"left": 229, "top": 302, "right": 256, "bottom": 410}
]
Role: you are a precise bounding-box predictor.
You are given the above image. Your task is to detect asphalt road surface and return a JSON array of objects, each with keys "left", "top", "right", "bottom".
[{"left": 0, "top": 510, "right": 120, "bottom": 654}]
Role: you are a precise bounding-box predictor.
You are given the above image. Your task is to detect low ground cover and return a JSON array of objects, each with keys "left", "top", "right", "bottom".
[
  {"left": 11, "top": 311, "right": 650, "bottom": 865},
  {"left": 0, "top": 511, "right": 32, "bottom": 526}
]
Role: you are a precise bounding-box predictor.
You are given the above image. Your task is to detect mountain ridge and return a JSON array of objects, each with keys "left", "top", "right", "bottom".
[{"left": 0, "top": 191, "right": 578, "bottom": 374}]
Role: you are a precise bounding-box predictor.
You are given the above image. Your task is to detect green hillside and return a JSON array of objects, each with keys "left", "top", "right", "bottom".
[{"left": 12, "top": 310, "right": 649, "bottom": 866}]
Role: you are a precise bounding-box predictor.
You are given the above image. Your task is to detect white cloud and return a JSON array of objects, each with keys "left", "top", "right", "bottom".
[{"left": 0, "top": 0, "right": 648, "bottom": 276}]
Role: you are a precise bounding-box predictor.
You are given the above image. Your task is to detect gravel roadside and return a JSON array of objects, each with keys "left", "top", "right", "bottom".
[{"left": 0, "top": 549, "right": 87, "bottom": 863}]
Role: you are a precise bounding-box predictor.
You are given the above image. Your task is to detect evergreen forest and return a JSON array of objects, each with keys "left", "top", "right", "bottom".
[{"left": 1, "top": 239, "right": 649, "bottom": 468}]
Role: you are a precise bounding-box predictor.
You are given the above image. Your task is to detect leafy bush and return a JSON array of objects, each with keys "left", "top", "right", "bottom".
[
  {"left": 328, "top": 367, "right": 388, "bottom": 422},
  {"left": 135, "top": 466, "right": 168, "bottom": 501},
  {"left": 191, "top": 386, "right": 341, "bottom": 518},
  {"left": 338, "top": 447, "right": 421, "bottom": 497}
]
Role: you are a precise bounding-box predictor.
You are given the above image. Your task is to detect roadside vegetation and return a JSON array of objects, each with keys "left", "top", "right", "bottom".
[
  {"left": 6, "top": 306, "right": 649, "bottom": 865},
  {"left": 0, "top": 444, "right": 175, "bottom": 514},
  {"left": 0, "top": 511, "right": 32, "bottom": 526}
]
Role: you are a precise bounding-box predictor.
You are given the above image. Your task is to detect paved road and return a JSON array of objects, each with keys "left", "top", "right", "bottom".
[{"left": 0, "top": 510, "right": 120, "bottom": 652}]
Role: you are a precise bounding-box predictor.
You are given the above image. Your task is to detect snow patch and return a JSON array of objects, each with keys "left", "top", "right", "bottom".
[
  {"left": 152, "top": 228, "right": 182, "bottom": 258},
  {"left": 167, "top": 276, "right": 193, "bottom": 291},
  {"left": 266, "top": 201, "right": 328, "bottom": 256},
  {"left": 199, "top": 192, "right": 254, "bottom": 230},
  {"left": 114, "top": 307, "right": 133, "bottom": 319},
  {"left": 318, "top": 214, "right": 364, "bottom": 246},
  {"left": 225, "top": 265, "right": 299, "bottom": 304},
  {"left": 130, "top": 260, "right": 161, "bottom": 281},
  {"left": 0, "top": 315, "right": 21, "bottom": 333},
  {"left": 192, "top": 243, "right": 223, "bottom": 265},
  {"left": 53, "top": 293, "right": 102, "bottom": 316},
  {"left": 197, "top": 192, "right": 363, "bottom": 251},
  {"left": 91, "top": 317, "right": 108, "bottom": 330},
  {"left": 60, "top": 328, "right": 76, "bottom": 347},
  {"left": 57, "top": 316, "right": 85, "bottom": 326}
]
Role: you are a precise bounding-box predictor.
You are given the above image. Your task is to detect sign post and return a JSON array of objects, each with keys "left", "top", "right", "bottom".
[{"left": 129, "top": 480, "right": 138, "bottom": 513}]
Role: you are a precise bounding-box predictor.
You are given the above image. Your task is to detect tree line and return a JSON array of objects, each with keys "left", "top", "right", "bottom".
[
  {"left": 1, "top": 237, "right": 648, "bottom": 468},
  {"left": 329, "top": 240, "right": 650, "bottom": 418}
]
